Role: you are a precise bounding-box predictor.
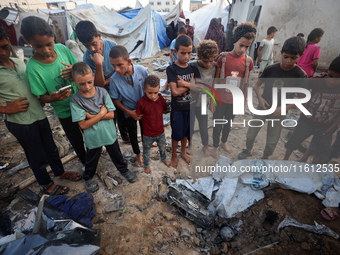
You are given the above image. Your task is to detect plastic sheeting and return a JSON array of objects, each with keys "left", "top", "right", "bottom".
[
  {"left": 68, "top": 5, "right": 160, "bottom": 58},
  {"left": 119, "top": 8, "right": 170, "bottom": 49}
]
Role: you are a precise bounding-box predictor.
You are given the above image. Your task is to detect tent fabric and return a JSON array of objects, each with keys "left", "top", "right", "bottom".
[
  {"left": 163, "top": 0, "right": 183, "bottom": 26},
  {"left": 68, "top": 5, "right": 160, "bottom": 58},
  {"left": 120, "top": 8, "right": 170, "bottom": 49}
]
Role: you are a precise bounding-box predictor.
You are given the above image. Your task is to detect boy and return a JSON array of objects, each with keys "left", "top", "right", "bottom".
[
  {"left": 238, "top": 36, "right": 307, "bottom": 160},
  {"left": 191, "top": 39, "right": 219, "bottom": 156},
  {"left": 284, "top": 56, "right": 340, "bottom": 163},
  {"left": 166, "top": 35, "right": 201, "bottom": 168},
  {"left": 0, "top": 25, "right": 80, "bottom": 195},
  {"left": 184, "top": 19, "right": 194, "bottom": 41},
  {"left": 70, "top": 62, "right": 137, "bottom": 193},
  {"left": 258, "top": 26, "right": 277, "bottom": 76},
  {"left": 109, "top": 45, "right": 148, "bottom": 167},
  {"left": 52, "top": 20, "right": 64, "bottom": 44},
  {"left": 169, "top": 26, "right": 187, "bottom": 65},
  {"left": 136, "top": 75, "right": 171, "bottom": 174},
  {"left": 75, "top": 20, "right": 129, "bottom": 143}
]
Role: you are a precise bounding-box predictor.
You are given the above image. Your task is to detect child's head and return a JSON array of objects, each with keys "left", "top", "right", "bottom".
[
  {"left": 218, "top": 18, "right": 222, "bottom": 25},
  {"left": 0, "top": 24, "right": 10, "bottom": 62},
  {"left": 232, "top": 22, "right": 256, "bottom": 57},
  {"left": 307, "top": 28, "right": 324, "bottom": 44},
  {"left": 109, "top": 45, "right": 131, "bottom": 76},
  {"left": 75, "top": 21, "right": 103, "bottom": 55},
  {"left": 196, "top": 39, "right": 218, "bottom": 69},
  {"left": 143, "top": 75, "right": 160, "bottom": 101},
  {"left": 280, "top": 36, "right": 305, "bottom": 70},
  {"left": 329, "top": 56, "right": 340, "bottom": 78},
  {"left": 229, "top": 18, "right": 234, "bottom": 25},
  {"left": 178, "top": 26, "right": 187, "bottom": 36},
  {"left": 185, "top": 18, "right": 190, "bottom": 26},
  {"left": 20, "top": 16, "right": 55, "bottom": 58},
  {"left": 175, "top": 35, "right": 192, "bottom": 64},
  {"left": 72, "top": 62, "right": 95, "bottom": 93},
  {"left": 297, "top": 33, "right": 304, "bottom": 38},
  {"left": 267, "top": 26, "right": 277, "bottom": 38}
]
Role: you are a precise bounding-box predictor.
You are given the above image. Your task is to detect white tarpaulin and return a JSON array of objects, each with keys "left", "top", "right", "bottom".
[
  {"left": 68, "top": 5, "right": 160, "bottom": 58},
  {"left": 163, "top": 0, "right": 183, "bottom": 26}
]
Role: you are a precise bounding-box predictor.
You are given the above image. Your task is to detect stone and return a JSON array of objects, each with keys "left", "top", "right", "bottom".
[
  {"left": 221, "top": 242, "right": 229, "bottom": 253},
  {"left": 210, "top": 247, "right": 221, "bottom": 255},
  {"left": 140, "top": 247, "right": 149, "bottom": 254},
  {"left": 193, "top": 237, "right": 200, "bottom": 246},
  {"left": 180, "top": 229, "right": 191, "bottom": 238},
  {"left": 267, "top": 200, "right": 273, "bottom": 206}
]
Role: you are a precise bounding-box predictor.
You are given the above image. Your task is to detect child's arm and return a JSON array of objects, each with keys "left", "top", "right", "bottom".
[
  {"left": 313, "top": 59, "right": 319, "bottom": 73},
  {"left": 170, "top": 49, "right": 175, "bottom": 63},
  {"left": 40, "top": 89, "right": 71, "bottom": 103},
  {"left": 257, "top": 46, "right": 263, "bottom": 62},
  {"left": 112, "top": 99, "right": 142, "bottom": 120},
  {"left": 90, "top": 53, "right": 106, "bottom": 87},
  {"left": 169, "top": 81, "right": 189, "bottom": 96},
  {"left": 0, "top": 97, "right": 29, "bottom": 114},
  {"left": 253, "top": 80, "right": 268, "bottom": 110},
  {"left": 77, "top": 105, "right": 108, "bottom": 130}
]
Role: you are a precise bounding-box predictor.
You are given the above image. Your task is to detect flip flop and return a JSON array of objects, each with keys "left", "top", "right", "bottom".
[
  {"left": 41, "top": 182, "right": 69, "bottom": 195},
  {"left": 59, "top": 171, "right": 82, "bottom": 182},
  {"left": 321, "top": 207, "right": 340, "bottom": 221}
]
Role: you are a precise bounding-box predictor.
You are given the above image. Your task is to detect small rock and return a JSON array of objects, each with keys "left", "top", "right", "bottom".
[
  {"left": 180, "top": 229, "right": 190, "bottom": 238},
  {"left": 153, "top": 231, "right": 159, "bottom": 236},
  {"left": 140, "top": 247, "right": 149, "bottom": 254},
  {"left": 267, "top": 200, "right": 273, "bottom": 206},
  {"left": 221, "top": 227, "right": 234, "bottom": 241},
  {"left": 210, "top": 247, "right": 221, "bottom": 255},
  {"left": 301, "top": 242, "right": 311, "bottom": 250},
  {"left": 221, "top": 242, "right": 229, "bottom": 253},
  {"left": 196, "top": 228, "right": 203, "bottom": 233},
  {"left": 193, "top": 237, "right": 200, "bottom": 246}
]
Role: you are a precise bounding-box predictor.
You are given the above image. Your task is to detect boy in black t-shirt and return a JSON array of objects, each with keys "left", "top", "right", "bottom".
[
  {"left": 238, "top": 36, "right": 307, "bottom": 160},
  {"left": 166, "top": 35, "right": 201, "bottom": 168}
]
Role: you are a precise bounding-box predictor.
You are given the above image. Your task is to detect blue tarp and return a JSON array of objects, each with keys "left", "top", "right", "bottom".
[{"left": 120, "top": 8, "right": 170, "bottom": 49}]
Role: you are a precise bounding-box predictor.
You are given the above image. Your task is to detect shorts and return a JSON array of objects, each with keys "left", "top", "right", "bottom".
[
  {"left": 259, "top": 59, "right": 273, "bottom": 72},
  {"left": 170, "top": 110, "right": 193, "bottom": 141},
  {"left": 285, "top": 118, "right": 332, "bottom": 160}
]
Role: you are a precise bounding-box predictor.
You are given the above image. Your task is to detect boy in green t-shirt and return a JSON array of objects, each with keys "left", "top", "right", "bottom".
[{"left": 70, "top": 62, "right": 137, "bottom": 193}]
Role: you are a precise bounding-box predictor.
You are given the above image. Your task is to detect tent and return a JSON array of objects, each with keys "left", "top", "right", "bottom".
[{"left": 68, "top": 5, "right": 162, "bottom": 58}]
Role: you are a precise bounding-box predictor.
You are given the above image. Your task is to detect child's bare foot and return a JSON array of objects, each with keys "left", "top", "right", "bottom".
[
  {"left": 210, "top": 147, "right": 219, "bottom": 159},
  {"left": 203, "top": 146, "right": 210, "bottom": 157},
  {"left": 186, "top": 145, "right": 192, "bottom": 155},
  {"left": 180, "top": 153, "right": 191, "bottom": 165},
  {"left": 144, "top": 166, "right": 151, "bottom": 174},
  {"left": 171, "top": 157, "right": 178, "bottom": 168},
  {"left": 220, "top": 142, "right": 232, "bottom": 153},
  {"left": 163, "top": 160, "right": 171, "bottom": 167},
  {"left": 137, "top": 154, "right": 144, "bottom": 167}
]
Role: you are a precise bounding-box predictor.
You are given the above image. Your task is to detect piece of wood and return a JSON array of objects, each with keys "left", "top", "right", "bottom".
[{"left": 16, "top": 154, "right": 77, "bottom": 190}]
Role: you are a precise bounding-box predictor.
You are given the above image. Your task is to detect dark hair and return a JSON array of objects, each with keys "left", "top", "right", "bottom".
[
  {"left": 186, "top": 18, "right": 190, "bottom": 22},
  {"left": 230, "top": 18, "right": 234, "bottom": 24},
  {"left": 72, "top": 62, "right": 92, "bottom": 78},
  {"left": 297, "top": 33, "right": 304, "bottom": 37},
  {"left": 307, "top": 28, "right": 324, "bottom": 44},
  {"left": 20, "top": 16, "right": 54, "bottom": 42},
  {"left": 178, "top": 26, "right": 187, "bottom": 34},
  {"left": 175, "top": 35, "right": 192, "bottom": 51},
  {"left": 109, "top": 45, "right": 129, "bottom": 60},
  {"left": 233, "top": 22, "right": 256, "bottom": 43},
  {"left": 329, "top": 56, "right": 340, "bottom": 74},
  {"left": 197, "top": 39, "right": 219, "bottom": 60},
  {"left": 281, "top": 36, "right": 305, "bottom": 56},
  {"left": 218, "top": 18, "right": 222, "bottom": 22},
  {"left": 75, "top": 21, "right": 98, "bottom": 44},
  {"left": 267, "top": 26, "right": 277, "bottom": 35},
  {"left": 144, "top": 74, "right": 160, "bottom": 88},
  {"left": 0, "top": 23, "right": 8, "bottom": 40}
]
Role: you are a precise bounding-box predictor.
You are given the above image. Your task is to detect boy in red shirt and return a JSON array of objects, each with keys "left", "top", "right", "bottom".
[{"left": 136, "top": 75, "right": 171, "bottom": 174}]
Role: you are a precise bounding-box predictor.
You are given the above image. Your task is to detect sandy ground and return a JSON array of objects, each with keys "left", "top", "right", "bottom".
[{"left": 1, "top": 48, "right": 340, "bottom": 254}]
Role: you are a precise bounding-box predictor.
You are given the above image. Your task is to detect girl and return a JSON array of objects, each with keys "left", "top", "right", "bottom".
[
  {"left": 210, "top": 22, "right": 256, "bottom": 158},
  {"left": 204, "top": 18, "right": 226, "bottom": 55},
  {"left": 20, "top": 16, "right": 86, "bottom": 174},
  {"left": 297, "top": 28, "right": 324, "bottom": 77}
]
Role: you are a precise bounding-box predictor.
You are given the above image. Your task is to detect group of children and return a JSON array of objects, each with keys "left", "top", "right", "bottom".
[{"left": 1, "top": 15, "right": 340, "bottom": 195}]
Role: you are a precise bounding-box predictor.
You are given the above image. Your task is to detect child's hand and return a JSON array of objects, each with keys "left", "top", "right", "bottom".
[
  {"left": 129, "top": 110, "right": 143, "bottom": 120},
  {"left": 60, "top": 62, "right": 73, "bottom": 80},
  {"left": 90, "top": 53, "right": 104, "bottom": 66},
  {"left": 209, "top": 99, "right": 216, "bottom": 113},
  {"left": 6, "top": 97, "right": 29, "bottom": 113},
  {"left": 258, "top": 97, "right": 269, "bottom": 110},
  {"left": 177, "top": 75, "right": 189, "bottom": 88},
  {"left": 99, "top": 105, "right": 108, "bottom": 117},
  {"left": 50, "top": 90, "right": 71, "bottom": 101},
  {"left": 272, "top": 106, "right": 281, "bottom": 116},
  {"left": 85, "top": 112, "right": 95, "bottom": 120}
]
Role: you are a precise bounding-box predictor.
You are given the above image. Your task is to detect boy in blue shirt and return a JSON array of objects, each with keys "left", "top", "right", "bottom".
[
  {"left": 109, "top": 45, "right": 148, "bottom": 167},
  {"left": 75, "top": 20, "right": 130, "bottom": 143},
  {"left": 70, "top": 62, "right": 137, "bottom": 193}
]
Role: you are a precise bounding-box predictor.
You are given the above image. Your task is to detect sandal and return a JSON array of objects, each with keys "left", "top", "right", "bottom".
[
  {"left": 321, "top": 207, "right": 340, "bottom": 221},
  {"left": 84, "top": 179, "right": 99, "bottom": 193},
  {"left": 59, "top": 171, "right": 82, "bottom": 182},
  {"left": 41, "top": 182, "right": 69, "bottom": 195}
]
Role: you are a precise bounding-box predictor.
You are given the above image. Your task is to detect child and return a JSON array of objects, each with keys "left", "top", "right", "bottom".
[
  {"left": 20, "top": 16, "right": 86, "bottom": 166},
  {"left": 284, "top": 56, "right": 340, "bottom": 163},
  {"left": 70, "top": 62, "right": 137, "bottom": 192},
  {"left": 297, "top": 28, "right": 324, "bottom": 77},
  {"left": 109, "top": 45, "right": 148, "bottom": 167},
  {"left": 184, "top": 19, "right": 194, "bottom": 41},
  {"left": 238, "top": 36, "right": 307, "bottom": 160},
  {"left": 0, "top": 24, "right": 80, "bottom": 195},
  {"left": 169, "top": 26, "right": 187, "bottom": 65},
  {"left": 258, "top": 26, "right": 277, "bottom": 76},
  {"left": 136, "top": 75, "right": 171, "bottom": 174},
  {"left": 75, "top": 20, "right": 129, "bottom": 143},
  {"left": 166, "top": 35, "right": 201, "bottom": 168},
  {"left": 52, "top": 20, "right": 64, "bottom": 44},
  {"left": 191, "top": 39, "right": 219, "bottom": 156},
  {"left": 210, "top": 22, "right": 256, "bottom": 159}
]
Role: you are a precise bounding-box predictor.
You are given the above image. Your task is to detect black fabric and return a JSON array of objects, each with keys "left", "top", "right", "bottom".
[
  {"left": 212, "top": 102, "right": 235, "bottom": 148},
  {"left": 166, "top": 63, "right": 201, "bottom": 111},
  {"left": 125, "top": 117, "right": 143, "bottom": 155}
]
